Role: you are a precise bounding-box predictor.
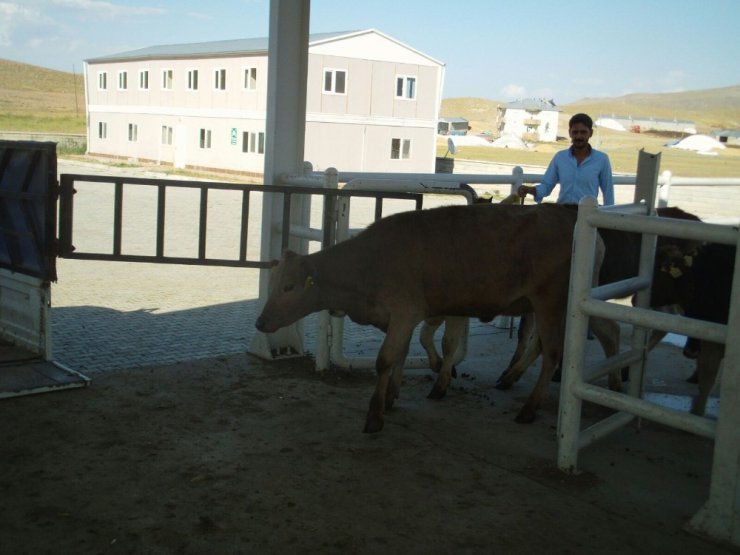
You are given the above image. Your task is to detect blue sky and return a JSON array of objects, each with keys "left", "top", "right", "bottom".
[{"left": 1, "top": 0, "right": 738, "bottom": 103}]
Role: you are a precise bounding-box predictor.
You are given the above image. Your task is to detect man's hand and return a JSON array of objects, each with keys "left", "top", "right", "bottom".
[{"left": 518, "top": 185, "right": 535, "bottom": 198}]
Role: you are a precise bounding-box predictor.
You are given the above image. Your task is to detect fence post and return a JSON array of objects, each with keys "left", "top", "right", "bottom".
[
  {"left": 315, "top": 167, "right": 339, "bottom": 371},
  {"left": 557, "top": 197, "right": 600, "bottom": 473},
  {"left": 512, "top": 166, "right": 523, "bottom": 197},
  {"left": 658, "top": 170, "right": 672, "bottom": 208}
]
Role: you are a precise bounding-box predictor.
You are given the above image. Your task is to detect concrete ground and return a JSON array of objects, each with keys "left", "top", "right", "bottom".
[{"left": 0, "top": 157, "right": 735, "bottom": 553}]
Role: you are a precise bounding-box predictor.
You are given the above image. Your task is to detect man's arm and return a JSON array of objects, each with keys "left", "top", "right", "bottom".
[{"left": 600, "top": 156, "right": 615, "bottom": 205}]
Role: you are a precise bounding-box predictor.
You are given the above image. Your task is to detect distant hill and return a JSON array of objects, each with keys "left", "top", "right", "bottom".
[
  {"left": 0, "top": 58, "right": 84, "bottom": 115},
  {"left": 442, "top": 85, "right": 740, "bottom": 135}
]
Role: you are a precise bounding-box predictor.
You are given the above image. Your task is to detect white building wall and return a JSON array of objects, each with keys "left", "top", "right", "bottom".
[
  {"left": 84, "top": 30, "right": 443, "bottom": 176},
  {"left": 503, "top": 108, "right": 559, "bottom": 142}
]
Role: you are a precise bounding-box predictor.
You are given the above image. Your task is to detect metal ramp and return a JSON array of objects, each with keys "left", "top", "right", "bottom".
[{"left": 0, "top": 141, "right": 89, "bottom": 398}]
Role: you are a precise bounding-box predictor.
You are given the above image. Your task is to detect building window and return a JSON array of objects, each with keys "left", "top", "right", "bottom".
[
  {"left": 243, "top": 67, "right": 257, "bottom": 90},
  {"left": 161, "top": 125, "right": 173, "bottom": 145},
  {"left": 98, "top": 121, "right": 107, "bottom": 139},
  {"left": 187, "top": 69, "right": 199, "bottom": 90},
  {"left": 199, "top": 129, "right": 212, "bottom": 149},
  {"left": 390, "top": 138, "right": 411, "bottom": 159},
  {"left": 162, "top": 69, "right": 173, "bottom": 90},
  {"left": 323, "top": 69, "right": 346, "bottom": 94},
  {"left": 214, "top": 68, "right": 226, "bottom": 90},
  {"left": 117, "top": 71, "right": 128, "bottom": 90},
  {"left": 139, "top": 70, "right": 149, "bottom": 90},
  {"left": 128, "top": 123, "right": 138, "bottom": 142},
  {"left": 241, "top": 131, "right": 265, "bottom": 154},
  {"left": 98, "top": 72, "right": 107, "bottom": 90},
  {"left": 395, "top": 75, "right": 416, "bottom": 99}
]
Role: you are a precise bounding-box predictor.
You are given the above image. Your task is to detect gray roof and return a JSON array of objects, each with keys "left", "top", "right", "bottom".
[
  {"left": 85, "top": 31, "right": 358, "bottom": 63},
  {"left": 439, "top": 117, "right": 469, "bottom": 124},
  {"left": 505, "top": 98, "right": 558, "bottom": 111},
  {"left": 600, "top": 114, "right": 695, "bottom": 125},
  {"left": 713, "top": 129, "right": 740, "bottom": 138}
]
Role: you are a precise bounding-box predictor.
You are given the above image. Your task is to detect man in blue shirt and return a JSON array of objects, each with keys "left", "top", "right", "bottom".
[{"left": 518, "top": 113, "right": 614, "bottom": 205}]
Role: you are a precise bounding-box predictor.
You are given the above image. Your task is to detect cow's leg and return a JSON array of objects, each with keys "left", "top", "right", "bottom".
[
  {"left": 589, "top": 316, "right": 623, "bottom": 391},
  {"left": 691, "top": 342, "right": 724, "bottom": 416},
  {"left": 515, "top": 306, "right": 564, "bottom": 423},
  {"left": 428, "top": 316, "right": 467, "bottom": 399},
  {"left": 420, "top": 316, "right": 444, "bottom": 372},
  {"left": 496, "top": 312, "right": 541, "bottom": 389},
  {"left": 365, "top": 321, "right": 416, "bottom": 434}
]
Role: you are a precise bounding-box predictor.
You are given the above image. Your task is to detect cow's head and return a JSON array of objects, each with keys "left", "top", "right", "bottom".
[
  {"left": 255, "top": 250, "right": 320, "bottom": 333},
  {"left": 645, "top": 244, "right": 697, "bottom": 308}
]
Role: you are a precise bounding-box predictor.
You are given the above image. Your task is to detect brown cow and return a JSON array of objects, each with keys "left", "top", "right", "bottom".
[{"left": 255, "top": 202, "right": 604, "bottom": 432}]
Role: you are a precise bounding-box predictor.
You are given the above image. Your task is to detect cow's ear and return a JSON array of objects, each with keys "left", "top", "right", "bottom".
[
  {"left": 283, "top": 249, "right": 298, "bottom": 259},
  {"left": 269, "top": 259, "right": 279, "bottom": 269}
]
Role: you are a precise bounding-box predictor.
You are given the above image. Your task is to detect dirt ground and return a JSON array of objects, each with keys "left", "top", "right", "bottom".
[{"left": 0, "top": 335, "right": 735, "bottom": 555}]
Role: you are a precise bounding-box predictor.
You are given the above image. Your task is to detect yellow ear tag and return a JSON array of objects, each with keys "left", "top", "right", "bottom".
[
  {"left": 683, "top": 255, "right": 693, "bottom": 268},
  {"left": 305, "top": 276, "right": 315, "bottom": 288},
  {"left": 669, "top": 266, "right": 683, "bottom": 279}
]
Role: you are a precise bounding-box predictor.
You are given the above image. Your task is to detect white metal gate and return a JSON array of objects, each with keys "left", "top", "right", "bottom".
[{"left": 557, "top": 155, "right": 740, "bottom": 545}]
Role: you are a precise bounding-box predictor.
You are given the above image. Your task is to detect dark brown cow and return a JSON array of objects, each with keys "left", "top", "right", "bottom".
[
  {"left": 651, "top": 241, "right": 735, "bottom": 414},
  {"left": 256, "top": 203, "right": 602, "bottom": 432}
]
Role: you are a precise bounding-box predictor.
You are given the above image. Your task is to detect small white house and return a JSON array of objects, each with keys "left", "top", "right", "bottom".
[
  {"left": 499, "top": 99, "right": 559, "bottom": 142},
  {"left": 84, "top": 29, "right": 445, "bottom": 176}
]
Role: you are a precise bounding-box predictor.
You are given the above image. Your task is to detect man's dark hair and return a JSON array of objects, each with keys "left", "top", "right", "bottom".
[{"left": 569, "top": 113, "right": 593, "bottom": 130}]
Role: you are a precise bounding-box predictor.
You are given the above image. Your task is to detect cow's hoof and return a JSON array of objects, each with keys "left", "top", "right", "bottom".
[
  {"left": 620, "top": 367, "right": 630, "bottom": 382},
  {"left": 514, "top": 407, "right": 536, "bottom": 424},
  {"left": 551, "top": 368, "right": 562, "bottom": 382},
  {"left": 363, "top": 417, "right": 384, "bottom": 434},
  {"left": 495, "top": 379, "right": 512, "bottom": 391},
  {"left": 384, "top": 396, "right": 396, "bottom": 410},
  {"left": 686, "top": 370, "right": 699, "bottom": 384},
  {"left": 451, "top": 366, "right": 458, "bottom": 378},
  {"left": 427, "top": 384, "right": 448, "bottom": 400}
]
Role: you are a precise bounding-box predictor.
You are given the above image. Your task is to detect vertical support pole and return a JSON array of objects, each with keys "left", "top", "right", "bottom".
[
  {"left": 628, "top": 151, "right": 660, "bottom": 398},
  {"left": 156, "top": 184, "right": 166, "bottom": 258},
  {"left": 315, "top": 167, "right": 339, "bottom": 371},
  {"left": 557, "top": 197, "right": 599, "bottom": 474},
  {"left": 249, "top": 0, "right": 311, "bottom": 359},
  {"left": 113, "top": 181, "right": 123, "bottom": 256}
]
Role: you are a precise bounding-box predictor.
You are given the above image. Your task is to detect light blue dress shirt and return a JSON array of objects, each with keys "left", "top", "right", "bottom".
[{"left": 533, "top": 147, "right": 615, "bottom": 205}]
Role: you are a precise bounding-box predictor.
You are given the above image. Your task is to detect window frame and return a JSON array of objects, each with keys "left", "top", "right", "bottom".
[
  {"left": 395, "top": 75, "right": 417, "bottom": 100},
  {"left": 187, "top": 69, "right": 199, "bottom": 91},
  {"left": 138, "top": 69, "right": 149, "bottom": 90},
  {"left": 390, "top": 138, "right": 411, "bottom": 160},
  {"left": 214, "top": 68, "right": 226, "bottom": 90},
  {"left": 323, "top": 68, "right": 347, "bottom": 95},
  {"left": 199, "top": 128, "right": 212, "bottom": 149},
  {"left": 161, "top": 125, "right": 173, "bottom": 146},
  {"left": 127, "top": 123, "right": 138, "bottom": 142},
  {"left": 243, "top": 66, "right": 257, "bottom": 90},
  {"left": 161, "top": 69, "right": 173, "bottom": 90},
  {"left": 117, "top": 70, "right": 128, "bottom": 91},
  {"left": 97, "top": 71, "right": 107, "bottom": 91},
  {"left": 98, "top": 121, "right": 107, "bottom": 139},
  {"left": 241, "top": 131, "right": 266, "bottom": 154}
]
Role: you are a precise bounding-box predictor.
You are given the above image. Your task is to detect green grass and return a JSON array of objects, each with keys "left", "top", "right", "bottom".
[{"left": 0, "top": 113, "right": 86, "bottom": 133}]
